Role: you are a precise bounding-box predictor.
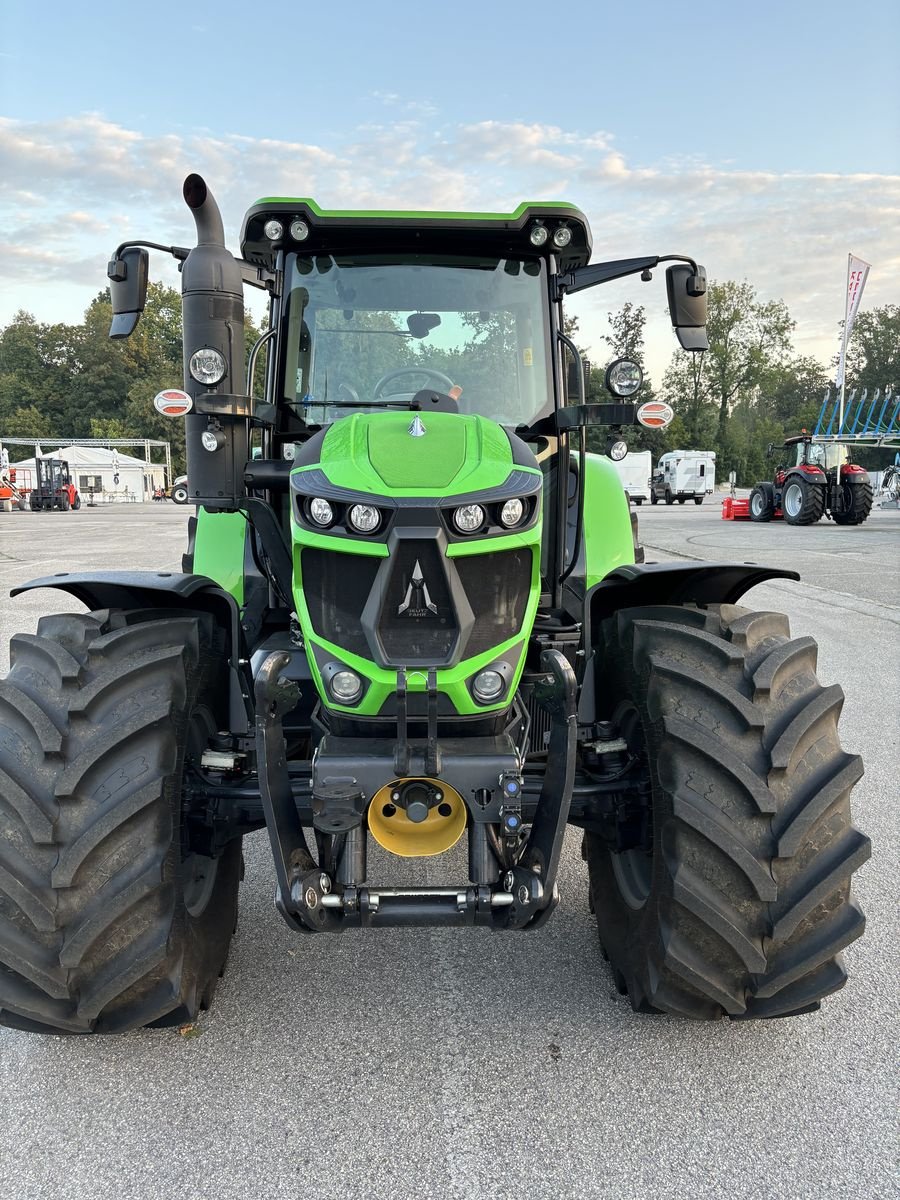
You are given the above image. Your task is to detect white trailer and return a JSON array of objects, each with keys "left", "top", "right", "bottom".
[
  {"left": 612, "top": 449, "right": 652, "bottom": 505},
  {"left": 651, "top": 450, "right": 716, "bottom": 505}
]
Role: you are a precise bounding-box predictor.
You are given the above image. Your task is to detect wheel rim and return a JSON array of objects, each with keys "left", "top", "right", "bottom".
[
  {"left": 783, "top": 482, "right": 803, "bottom": 518},
  {"left": 751, "top": 492, "right": 764, "bottom": 516},
  {"left": 608, "top": 703, "right": 654, "bottom": 910}
]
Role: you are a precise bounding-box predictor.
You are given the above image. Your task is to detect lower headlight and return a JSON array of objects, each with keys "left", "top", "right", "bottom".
[
  {"left": 607, "top": 439, "right": 628, "bottom": 462},
  {"left": 309, "top": 497, "right": 334, "bottom": 526},
  {"left": 349, "top": 503, "right": 380, "bottom": 533},
  {"left": 330, "top": 670, "right": 362, "bottom": 703},
  {"left": 472, "top": 669, "right": 505, "bottom": 703},
  {"left": 453, "top": 503, "right": 485, "bottom": 533},
  {"left": 500, "top": 497, "right": 524, "bottom": 527}
]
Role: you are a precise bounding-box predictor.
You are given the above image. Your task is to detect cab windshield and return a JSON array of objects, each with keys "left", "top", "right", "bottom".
[{"left": 282, "top": 254, "right": 553, "bottom": 427}]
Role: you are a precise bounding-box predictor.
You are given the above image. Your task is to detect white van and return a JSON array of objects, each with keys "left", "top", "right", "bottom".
[
  {"left": 611, "top": 449, "right": 652, "bottom": 505},
  {"left": 651, "top": 450, "right": 716, "bottom": 505}
]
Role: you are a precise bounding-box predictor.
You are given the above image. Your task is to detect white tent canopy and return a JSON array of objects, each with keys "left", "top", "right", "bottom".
[{"left": 9, "top": 444, "right": 167, "bottom": 503}]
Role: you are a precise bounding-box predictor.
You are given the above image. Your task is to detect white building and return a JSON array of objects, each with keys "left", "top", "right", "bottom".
[{"left": 10, "top": 445, "right": 167, "bottom": 503}]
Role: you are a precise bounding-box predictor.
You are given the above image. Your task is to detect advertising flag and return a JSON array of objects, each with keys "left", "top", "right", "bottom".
[{"left": 835, "top": 254, "right": 871, "bottom": 389}]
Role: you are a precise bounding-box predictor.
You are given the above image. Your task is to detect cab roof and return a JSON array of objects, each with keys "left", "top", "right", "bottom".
[{"left": 240, "top": 198, "right": 592, "bottom": 272}]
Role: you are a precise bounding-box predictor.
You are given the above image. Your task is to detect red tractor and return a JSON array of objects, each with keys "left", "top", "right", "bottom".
[
  {"left": 749, "top": 435, "right": 873, "bottom": 526},
  {"left": 29, "top": 457, "right": 81, "bottom": 511}
]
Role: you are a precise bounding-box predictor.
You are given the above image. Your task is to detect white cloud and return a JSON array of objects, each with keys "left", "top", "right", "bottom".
[{"left": 0, "top": 112, "right": 897, "bottom": 385}]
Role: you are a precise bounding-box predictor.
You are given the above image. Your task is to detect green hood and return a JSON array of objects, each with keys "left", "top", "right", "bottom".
[{"left": 312, "top": 411, "right": 519, "bottom": 496}]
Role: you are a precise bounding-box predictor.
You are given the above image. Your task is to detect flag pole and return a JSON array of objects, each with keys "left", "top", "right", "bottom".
[{"left": 838, "top": 254, "right": 850, "bottom": 433}]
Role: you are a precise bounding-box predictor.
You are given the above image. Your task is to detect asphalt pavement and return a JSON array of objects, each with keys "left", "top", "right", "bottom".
[{"left": 0, "top": 499, "right": 897, "bottom": 1200}]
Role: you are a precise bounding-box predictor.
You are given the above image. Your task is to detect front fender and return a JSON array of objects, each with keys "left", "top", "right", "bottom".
[{"left": 10, "top": 571, "right": 252, "bottom": 732}]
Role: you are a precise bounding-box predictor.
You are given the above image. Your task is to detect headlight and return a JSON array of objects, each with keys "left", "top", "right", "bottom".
[
  {"left": 472, "top": 669, "right": 505, "bottom": 703},
  {"left": 529, "top": 223, "right": 549, "bottom": 247},
  {"left": 189, "top": 348, "right": 226, "bottom": 386},
  {"left": 289, "top": 218, "right": 310, "bottom": 241},
  {"left": 330, "top": 670, "right": 362, "bottom": 703},
  {"left": 453, "top": 503, "right": 485, "bottom": 533},
  {"left": 607, "top": 439, "right": 628, "bottom": 462},
  {"left": 349, "top": 503, "right": 380, "bottom": 533},
  {"left": 499, "top": 498, "right": 525, "bottom": 527},
  {"left": 200, "top": 429, "right": 225, "bottom": 452},
  {"left": 605, "top": 357, "right": 643, "bottom": 397},
  {"left": 552, "top": 225, "right": 572, "bottom": 248},
  {"left": 263, "top": 218, "right": 284, "bottom": 240},
  {"left": 309, "top": 497, "right": 334, "bottom": 526}
]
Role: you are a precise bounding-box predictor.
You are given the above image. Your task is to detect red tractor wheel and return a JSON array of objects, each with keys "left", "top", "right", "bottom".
[{"left": 782, "top": 477, "right": 825, "bottom": 526}]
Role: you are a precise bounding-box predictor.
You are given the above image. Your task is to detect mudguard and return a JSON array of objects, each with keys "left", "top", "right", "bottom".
[
  {"left": 576, "top": 561, "right": 800, "bottom": 725},
  {"left": 10, "top": 571, "right": 252, "bottom": 732}
]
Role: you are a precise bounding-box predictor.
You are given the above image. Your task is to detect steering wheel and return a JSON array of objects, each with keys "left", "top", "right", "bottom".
[
  {"left": 336, "top": 380, "right": 360, "bottom": 404},
  {"left": 372, "top": 367, "right": 456, "bottom": 398}
]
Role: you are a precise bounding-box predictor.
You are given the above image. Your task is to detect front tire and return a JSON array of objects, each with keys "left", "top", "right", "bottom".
[
  {"left": 833, "top": 481, "right": 873, "bottom": 526},
  {"left": 0, "top": 609, "right": 242, "bottom": 1034},
  {"left": 584, "top": 603, "right": 869, "bottom": 1020},
  {"left": 171, "top": 485, "right": 189, "bottom": 505},
  {"left": 693, "top": 496, "right": 703, "bottom": 506},
  {"left": 650, "top": 492, "right": 658, "bottom": 506},
  {"left": 665, "top": 490, "right": 674, "bottom": 506}
]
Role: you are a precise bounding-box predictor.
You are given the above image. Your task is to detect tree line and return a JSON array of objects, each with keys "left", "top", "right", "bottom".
[
  {"left": 582, "top": 289, "right": 898, "bottom": 481},
  {"left": 0, "top": 283, "right": 896, "bottom": 483}
]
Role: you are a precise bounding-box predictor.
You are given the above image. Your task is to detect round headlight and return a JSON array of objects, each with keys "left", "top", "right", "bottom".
[
  {"left": 263, "top": 219, "right": 284, "bottom": 240},
  {"left": 453, "top": 503, "right": 485, "bottom": 533},
  {"left": 309, "top": 497, "right": 334, "bottom": 526},
  {"left": 289, "top": 218, "right": 310, "bottom": 241},
  {"left": 189, "top": 348, "right": 227, "bottom": 386},
  {"left": 499, "top": 498, "right": 525, "bottom": 527},
  {"left": 529, "top": 223, "right": 549, "bottom": 247},
  {"left": 607, "top": 439, "right": 629, "bottom": 462},
  {"left": 330, "top": 670, "right": 362, "bottom": 703},
  {"left": 200, "top": 430, "right": 223, "bottom": 452},
  {"left": 605, "top": 358, "right": 644, "bottom": 398},
  {"left": 349, "top": 503, "right": 380, "bottom": 533},
  {"left": 552, "top": 225, "right": 572, "bottom": 248},
  {"left": 472, "top": 669, "right": 505, "bottom": 703}
]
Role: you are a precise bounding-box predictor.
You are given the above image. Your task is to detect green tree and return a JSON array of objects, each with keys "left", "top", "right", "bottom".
[{"left": 841, "top": 304, "right": 900, "bottom": 394}]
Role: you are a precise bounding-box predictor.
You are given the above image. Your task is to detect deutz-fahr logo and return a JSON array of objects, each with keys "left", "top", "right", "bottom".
[
  {"left": 408, "top": 416, "right": 426, "bottom": 437},
  {"left": 398, "top": 560, "right": 438, "bottom": 618}
]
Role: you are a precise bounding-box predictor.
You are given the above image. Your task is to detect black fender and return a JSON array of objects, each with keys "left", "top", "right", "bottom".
[
  {"left": 577, "top": 561, "right": 800, "bottom": 724},
  {"left": 10, "top": 571, "right": 253, "bottom": 733}
]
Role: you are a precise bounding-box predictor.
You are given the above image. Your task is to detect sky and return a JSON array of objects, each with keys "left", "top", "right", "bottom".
[{"left": 1, "top": 0, "right": 898, "bottom": 387}]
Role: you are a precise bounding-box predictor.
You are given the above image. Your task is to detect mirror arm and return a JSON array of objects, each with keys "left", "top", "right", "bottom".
[
  {"left": 109, "top": 240, "right": 190, "bottom": 272},
  {"left": 555, "top": 252, "right": 703, "bottom": 298}
]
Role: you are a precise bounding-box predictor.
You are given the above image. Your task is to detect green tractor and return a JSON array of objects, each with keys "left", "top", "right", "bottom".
[{"left": 0, "top": 175, "right": 869, "bottom": 1034}]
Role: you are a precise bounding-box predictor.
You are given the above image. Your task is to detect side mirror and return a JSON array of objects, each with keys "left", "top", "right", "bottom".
[
  {"left": 107, "top": 247, "right": 149, "bottom": 339},
  {"left": 665, "top": 263, "right": 708, "bottom": 352}
]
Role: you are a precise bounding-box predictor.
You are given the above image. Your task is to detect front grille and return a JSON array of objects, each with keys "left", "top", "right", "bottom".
[
  {"left": 456, "top": 549, "right": 533, "bottom": 657},
  {"left": 302, "top": 549, "right": 379, "bottom": 659},
  {"left": 378, "top": 540, "right": 458, "bottom": 664}
]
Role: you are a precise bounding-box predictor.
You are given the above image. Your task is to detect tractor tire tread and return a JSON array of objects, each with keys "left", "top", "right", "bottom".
[{"left": 584, "top": 603, "right": 869, "bottom": 1021}]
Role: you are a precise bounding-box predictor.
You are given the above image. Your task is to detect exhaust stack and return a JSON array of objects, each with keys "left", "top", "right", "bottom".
[{"left": 181, "top": 174, "right": 249, "bottom": 510}]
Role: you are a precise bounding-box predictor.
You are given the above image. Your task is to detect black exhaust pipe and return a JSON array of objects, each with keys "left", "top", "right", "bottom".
[{"left": 181, "top": 173, "right": 249, "bottom": 510}]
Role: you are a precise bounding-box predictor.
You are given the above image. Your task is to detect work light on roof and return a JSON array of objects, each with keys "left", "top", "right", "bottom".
[
  {"left": 290, "top": 218, "right": 310, "bottom": 241},
  {"left": 529, "top": 223, "right": 549, "bottom": 247},
  {"left": 552, "top": 225, "right": 572, "bottom": 248},
  {"left": 263, "top": 219, "right": 284, "bottom": 241}
]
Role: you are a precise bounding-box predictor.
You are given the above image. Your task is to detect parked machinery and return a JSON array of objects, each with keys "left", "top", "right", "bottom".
[{"left": 749, "top": 436, "right": 872, "bottom": 526}]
